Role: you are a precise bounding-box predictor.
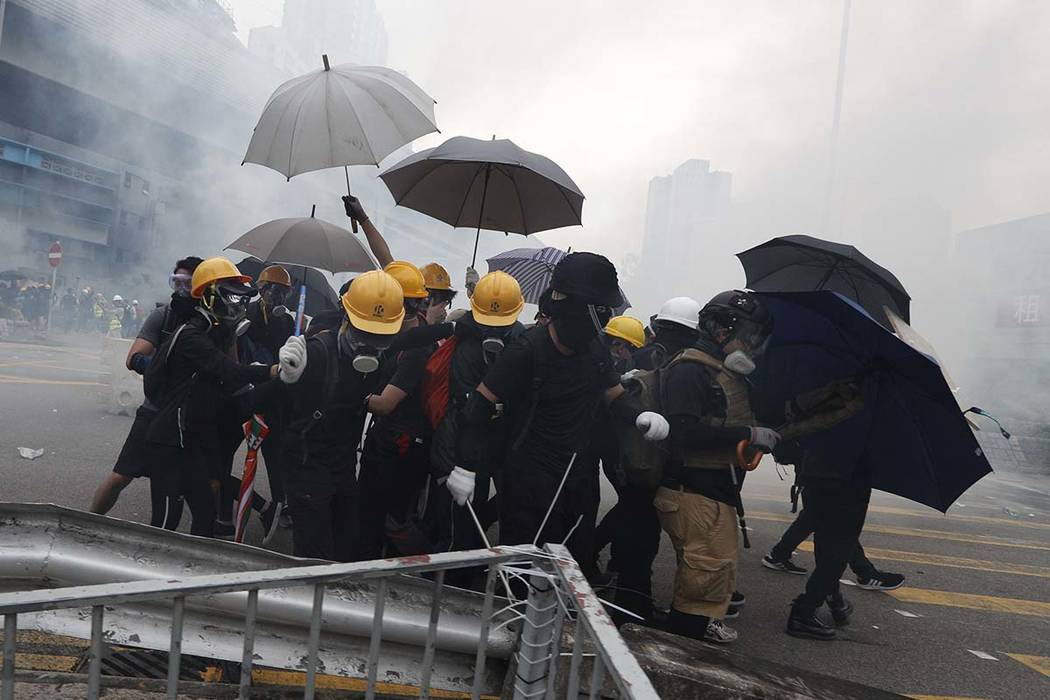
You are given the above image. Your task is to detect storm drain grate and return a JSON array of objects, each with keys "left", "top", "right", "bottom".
[{"left": 75, "top": 647, "right": 222, "bottom": 682}]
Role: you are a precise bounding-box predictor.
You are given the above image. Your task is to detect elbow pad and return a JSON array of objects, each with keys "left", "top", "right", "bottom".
[
  {"left": 129, "top": 352, "right": 152, "bottom": 375},
  {"left": 462, "top": 390, "right": 501, "bottom": 427}
]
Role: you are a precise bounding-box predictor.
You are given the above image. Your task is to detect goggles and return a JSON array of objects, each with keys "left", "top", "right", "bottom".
[{"left": 169, "top": 273, "right": 192, "bottom": 296}]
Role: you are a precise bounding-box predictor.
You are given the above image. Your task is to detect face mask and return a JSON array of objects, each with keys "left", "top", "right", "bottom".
[
  {"left": 261, "top": 285, "right": 289, "bottom": 309},
  {"left": 550, "top": 297, "right": 608, "bottom": 351},
  {"left": 170, "top": 294, "right": 196, "bottom": 319},
  {"left": 338, "top": 327, "right": 382, "bottom": 374},
  {"left": 723, "top": 349, "right": 756, "bottom": 376}
]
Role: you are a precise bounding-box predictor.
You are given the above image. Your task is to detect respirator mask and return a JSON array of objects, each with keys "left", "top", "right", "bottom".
[
  {"left": 200, "top": 281, "right": 253, "bottom": 330},
  {"left": 338, "top": 322, "right": 392, "bottom": 375},
  {"left": 480, "top": 327, "right": 513, "bottom": 365},
  {"left": 260, "top": 283, "right": 290, "bottom": 313},
  {"left": 718, "top": 318, "right": 771, "bottom": 376}
]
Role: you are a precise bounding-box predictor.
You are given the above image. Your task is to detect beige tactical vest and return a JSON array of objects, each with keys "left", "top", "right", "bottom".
[{"left": 668, "top": 348, "right": 755, "bottom": 469}]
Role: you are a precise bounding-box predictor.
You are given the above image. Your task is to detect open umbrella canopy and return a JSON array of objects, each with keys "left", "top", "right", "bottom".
[
  {"left": 752, "top": 290, "right": 991, "bottom": 512},
  {"left": 486, "top": 246, "right": 630, "bottom": 314},
  {"left": 737, "top": 234, "right": 911, "bottom": 326},
  {"left": 380, "top": 136, "right": 584, "bottom": 265},
  {"left": 243, "top": 58, "right": 438, "bottom": 179},
  {"left": 226, "top": 216, "right": 378, "bottom": 275}
]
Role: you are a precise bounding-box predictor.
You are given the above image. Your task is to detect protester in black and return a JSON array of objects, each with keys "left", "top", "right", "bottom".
[
  {"left": 255, "top": 270, "right": 405, "bottom": 561},
  {"left": 143, "top": 257, "right": 276, "bottom": 537},
  {"left": 89, "top": 257, "right": 203, "bottom": 527}
]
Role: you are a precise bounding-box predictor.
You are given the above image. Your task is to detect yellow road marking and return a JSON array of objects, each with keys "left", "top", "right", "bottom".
[
  {"left": 795, "top": 541, "right": 1050, "bottom": 579},
  {"left": 748, "top": 512, "right": 1050, "bottom": 552},
  {"left": 908, "top": 695, "right": 990, "bottom": 700},
  {"left": 887, "top": 587, "right": 1050, "bottom": 618},
  {"left": 747, "top": 493, "right": 1050, "bottom": 531},
  {"left": 251, "top": 668, "right": 498, "bottom": 698},
  {"left": 1006, "top": 653, "right": 1050, "bottom": 678},
  {"left": 0, "top": 652, "right": 79, "bottom": 672}
]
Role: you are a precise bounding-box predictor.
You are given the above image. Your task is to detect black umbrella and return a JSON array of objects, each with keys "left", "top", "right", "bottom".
[
  {"left": 236, "top": 256, "right": 338, "bottom": 318},
  {"left": 737, "top": 234, "right": 911, "bottom": 325},
  {"left": 379, "top": 136, "right": 584, "bottom": 267}
]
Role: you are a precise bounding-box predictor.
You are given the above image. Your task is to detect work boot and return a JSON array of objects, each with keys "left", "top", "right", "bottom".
[
  {"left": 786, "top": 602, "right": 836, "bottom": 641},
  {"left": 826, "top": 594, "right": 854, "bottom": 626},
  {"left": 668, "top": 608, "right": 711, "bottom": 641}
]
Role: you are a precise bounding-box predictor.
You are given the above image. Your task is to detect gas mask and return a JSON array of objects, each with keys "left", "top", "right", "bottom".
[
  {"left": 199, "top": 281, "right": 252, "bottom": 329},
  {"left": 338, "top": 322, "right": 391, "bottom": 374},
  {"left": 549, "top": 293, "right": 613, "bottom": 352},
  {"left": 480, "top": 327, "right": 513, "bottom": 365},
  {"left": 260, "top": 283, "right": 290, "bottom": 314}
]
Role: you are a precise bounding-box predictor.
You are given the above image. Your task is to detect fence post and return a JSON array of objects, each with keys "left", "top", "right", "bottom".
[{"left": 513, "top": 570, "right": 559, "bottom": 700}]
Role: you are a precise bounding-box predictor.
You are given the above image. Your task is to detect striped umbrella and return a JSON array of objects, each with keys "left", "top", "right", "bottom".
[{"left": 487, "top": 246, "right": 630, "bottom": 313}]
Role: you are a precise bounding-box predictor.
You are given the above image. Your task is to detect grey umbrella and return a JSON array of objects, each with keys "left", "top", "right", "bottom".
[
  {"left": 379, "top": 136, "right": 584, "bottom": 266},
  {"left": 225, "top": 208, "right": 378, "bottom": 275}
]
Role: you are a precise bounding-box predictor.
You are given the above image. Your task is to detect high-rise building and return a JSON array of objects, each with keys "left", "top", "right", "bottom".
[{"left": 634, "top": 159, "right": 732, "bottom": 310}]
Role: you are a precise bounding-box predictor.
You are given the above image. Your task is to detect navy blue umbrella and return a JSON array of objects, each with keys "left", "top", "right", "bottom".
[{"left": 752, "top": 290, "right": 991, "bottom": 512}]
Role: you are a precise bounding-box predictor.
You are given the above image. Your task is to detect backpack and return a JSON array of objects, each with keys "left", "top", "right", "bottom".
[
  {"left": 421, "top": 337, "right": 459, "bottom": 430},
  {"left": 614, "top": 348, "right": 720, "bottom": 489}
]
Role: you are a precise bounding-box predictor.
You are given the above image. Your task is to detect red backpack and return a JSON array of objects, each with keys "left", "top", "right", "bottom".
[{"left": 421, "top": 336, "right": 459, "bottom": 430}]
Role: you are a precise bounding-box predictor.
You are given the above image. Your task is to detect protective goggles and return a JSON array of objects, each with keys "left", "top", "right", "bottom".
[
  {"left": 427, "top": 289, "right": 458, "bottom": 306},
  {"left": 169, "top": 273, "right": 192, "bottom": 295}
]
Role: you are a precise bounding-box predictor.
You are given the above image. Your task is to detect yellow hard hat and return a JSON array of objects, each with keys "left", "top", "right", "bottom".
[
  {"left": 604, "top": 315, "right": 645, "bottom": 349},
  {"left": 383, "top": 260, "right": 429, "bottom": 299},
  {"left": 341, "top": 270, "right": 405, "bottom": 335},
  {"left": 471, "top": 271, "right": 524, "bottom": 327},
  {"left": 258, "top": 264, "right": 291, "bottom": 287},
  {"left": 191, "top": 257, "right": 252, "bottom": 299},
  {"left": 420, "top": 262, "right": 454, "bottom": 291}
]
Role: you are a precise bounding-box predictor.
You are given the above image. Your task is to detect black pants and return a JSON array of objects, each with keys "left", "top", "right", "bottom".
[
  {"left": 770, "top": 501, "right": 878, "bottom": 580},
  {"left": 605, "top": 484, "right": 662, "bottom": 620},
  {"left": 261, "top": 424, "right": 287, "bottom": 504},
  {"left": 500, "top": 455, "right": 599, "bottom": 579},
  {"left": 357, "top": 431, "right": 430, "bottom": 560},
  {"left": 286, "top": 476, "right": 358, "bottom": 561},
  {"left": 148, "top": 443, "right": 216, "bottom": 538},
  {"left": 794, "top": 481, "right": 872, "bottom": 613}
]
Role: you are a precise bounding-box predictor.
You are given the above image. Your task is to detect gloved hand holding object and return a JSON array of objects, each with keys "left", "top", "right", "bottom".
[
  {"left": 748, "top": 426, "right": 781, "bottom": 452},
  {"left": 636, "top": 411, "right": 670, "bottom": 441},
  {"left": 278, "top": 335, "right": 307, "bottom": 384},
  {"left": 446, "top": 466, "right": 476, "bottom": 505}
]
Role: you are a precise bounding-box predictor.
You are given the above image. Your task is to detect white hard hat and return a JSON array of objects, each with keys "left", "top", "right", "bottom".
[
  {"left": 655, "top": 296, "right": 701, "bottom": 330},
  {"left": 112, "top": 294, "right": 123, "bottom": 302},
  {"left": 131, "top": 299, "right": 139, "bottom": 305}
]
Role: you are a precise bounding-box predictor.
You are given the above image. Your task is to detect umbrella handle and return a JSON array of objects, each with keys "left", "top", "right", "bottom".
[{"left": 736, "top": 440, "right": 763, "bottom": 471}]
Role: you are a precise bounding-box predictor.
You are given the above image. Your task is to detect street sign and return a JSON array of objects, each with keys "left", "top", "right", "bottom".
[{"left": 48, "top": 241, "right": 63, "bottom": 268}]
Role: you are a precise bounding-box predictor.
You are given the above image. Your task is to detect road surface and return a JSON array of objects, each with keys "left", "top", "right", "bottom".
[{"left": 1, "top": 333, "right": 1048, "bottom": 699}]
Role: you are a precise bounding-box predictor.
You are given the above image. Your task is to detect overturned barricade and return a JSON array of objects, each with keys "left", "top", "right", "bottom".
[{"left": 0, "top": 504, "right": 657, "bottom": 699}]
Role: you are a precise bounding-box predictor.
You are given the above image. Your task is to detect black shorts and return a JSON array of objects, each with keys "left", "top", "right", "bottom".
[{"left": 112, "top": 407, "right": 158, "bottom": 479}]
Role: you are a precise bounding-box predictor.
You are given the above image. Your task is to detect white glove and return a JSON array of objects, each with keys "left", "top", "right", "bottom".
[
  {"left": 465, "top": 266, "right": 480, "bottom": 289},
  {"left": 636, "top": 411, "right": 670, "bottom": 441},
  {"left": 749, "top": 426, "right": 781, "bottom": 452},
  {"left": 278, "top": 335, "right": 307, "bottom": 384},
  {"left": 446, "top": 466, "right": 476, "bottom": 505}
]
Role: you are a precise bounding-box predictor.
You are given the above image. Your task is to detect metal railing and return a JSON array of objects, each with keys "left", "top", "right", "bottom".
[{"left": 0, "top": 543, "right": 659, "bottom": 700}]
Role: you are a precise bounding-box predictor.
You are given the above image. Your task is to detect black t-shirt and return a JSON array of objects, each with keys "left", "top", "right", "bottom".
[
  {"left": 243, "top": 301, "right": 294, "bottom": 364},
  {"left": 663, "top": 360, "right": 745, "bottom": 506},
  {"left": 256, "top": 332, "right": 380, "bottom": 487},
  {"left": 484, "top": 325, "right": 619, "bottom": 475},
  {"left": 372, "top": 343, "right": 432, "bottom": 440}
]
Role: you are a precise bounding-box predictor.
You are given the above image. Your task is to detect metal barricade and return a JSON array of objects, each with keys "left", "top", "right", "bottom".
[{"left": 0, "top": 544, "right": 658, "bottom": 700}]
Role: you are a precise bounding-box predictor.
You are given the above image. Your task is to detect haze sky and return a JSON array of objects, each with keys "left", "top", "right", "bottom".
[{"left": 227, "top": 1, "right": 1050, "bottom": 265}]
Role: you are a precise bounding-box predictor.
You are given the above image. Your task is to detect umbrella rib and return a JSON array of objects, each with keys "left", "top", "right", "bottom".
[
  {"left": 349, "top": 70, "right": 437, "bottom": 138},
  {"left": 284, "top": 77, "right": 320, "bottom": 177},
  {"left": 332, "top": 76, "right": 379, "bottom": 164},
  {"left": 453, "top": 164, "right": 486, "bottom": 229},
  {"left": 390, "top": 161, "right": 445, "bottom": 207},
  {"left": 503, "top": 166, "right": 530, "bottom": 235}
]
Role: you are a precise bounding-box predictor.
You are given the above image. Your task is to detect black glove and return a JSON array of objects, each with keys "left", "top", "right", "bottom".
[{"left": 342, "top": 195, "right": 369, "bottom": 223}]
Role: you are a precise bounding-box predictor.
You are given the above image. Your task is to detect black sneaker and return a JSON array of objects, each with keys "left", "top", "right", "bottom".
[
  {"left": 857, "top": 571, "right": 905, "bottom": 590},
  {"left": 724, "top": 605, "right": 740, "bottom": 620},
  {"left": 786, "top": 605, "right": 836, "bottom": 641},
  {"left": 259, "top": 501, "right": 282, "bottom": 545},
  {"left": 762, "top": 554, "right": 808, "bottom": 575},
  {"left": 826, "top": 596, "right": 854, "bottom": 626},
  {"left": 731, "top": 591, "right": 746, "bottom": 607}
]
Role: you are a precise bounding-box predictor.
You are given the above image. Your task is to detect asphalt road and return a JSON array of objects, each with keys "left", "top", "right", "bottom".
[{"left": 1, "top": 333, "right": 1048, "bottom": 699}]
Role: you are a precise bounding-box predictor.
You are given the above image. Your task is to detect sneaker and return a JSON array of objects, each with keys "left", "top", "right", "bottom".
[
  {"left": 786, "top": 606, "right": 836, "bottom": 641},
  {"left": 730, "top": 591, "right": 746, "bottom": 607},
  {"left": 724, "top": 606, "right": 740, "bottom": 620},
  {"left": 703, "top": 619, "right": 738, "bottom": 645},
  {"left": 826, "top": 596, "right": 854, "bottom": 626},
  {"left": 762, "top": 554, "right": 808, "bottom": 575},
  {"left": 856, "top": 571, "right": 905, "bottom": 591},
  {"left": 259, "top": 501, "right": 282, "bottom": 545}
]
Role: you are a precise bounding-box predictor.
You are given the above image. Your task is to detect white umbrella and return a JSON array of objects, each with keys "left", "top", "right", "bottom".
[{"left": 244, "top": 56, "right": 438, "bottom": 178}]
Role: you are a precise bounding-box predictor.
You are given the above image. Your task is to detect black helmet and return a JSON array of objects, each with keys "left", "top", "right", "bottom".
[
  {"left": 699, "top": 290, "right": 773, "bottom": 350},
  {"left": 549, "top": 252, "right": 623, "bottom": 307}
]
